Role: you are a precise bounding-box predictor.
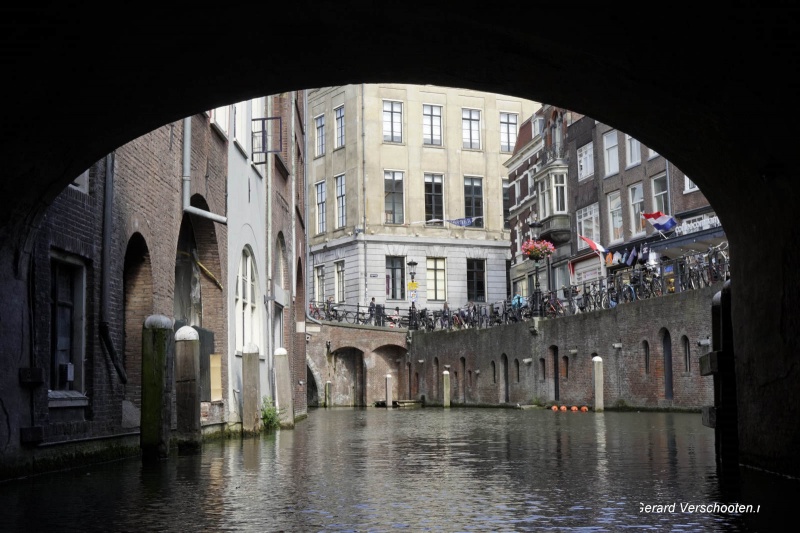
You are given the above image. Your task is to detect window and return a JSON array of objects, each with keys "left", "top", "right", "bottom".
[
  {"left": 424, "top": 173, "right": 444, "bottom": 226},
  {"left": 423, "top": 104, "right": 442, "bottom": 146},
  {"left": 462, "top": 108, "right": 481, "bottom": 149},
  {"left": 233, "top": 101, "right": 247, "bottom": 148},
  {"left": 576, "top": 203, "right": 600, "bottom": 250},
  {"left": 314, "top": 265, "right": 325, "bottom": 304},
  {"left": 625, "top": 134, "right": 641, "bottom": 167},
  {"left": 577, "top": 142, "right": 594, "bottom": 180},
  {"left": 385, "top": 256, "right": 406, "bottom": 300},
  {"left": 466, "top": 258, "right": 486, "bottom": 302},
  {"left": 383, "top": 100, "right": 402, "bottom": 143},
  {"left": 335, "top": 174, "right": 346, "bottom": 228},
  {"left": 684, "top": 175, "right": 699, "bottom": 192},
  {"left": 608, "top": 190, "right": 623, "bottom": 242},
  {"left": 554, "top": 174, "right": 566, "bottom": 213},
  {"left": 653, "top": 174, "right": 670, "bottom": 214},
  {"left": 315, "top": 114, "right": 325, "bottom": 156},
  {"left": 603, "top": 130, "right": 619, "bottom": 176},
  {"left": 643, "top": 340, "right": 651, "bottom": 374},
  {"left": 464, "top": 176, "right": 484, "bottom": 228},
  {"left": 334, "top": 106, "right": 345, "bottom": 148},
  {"left": 315, "top": 180, "right": 326, "bottom": 234},
  {"left": 50, "top": 255, "right": 86, "bottom": 393},
  {"left": 335, "top": 260, "right": 345, "bottom": 303},
  {"left": 502, "top": 180, "right": 510, "bottom": 229},
  {"left": 426, "top": 257, "right": 446, "bottom": 301},
  {"left": 649, "top": 147, "right": 659, "bottom": 159},
  {"left": 384, "top": 170, "right": 404, "bottom": 224},
  {"left": 538, "top": 174, "right": 568, "bottom": 219},
  {"left": 500, "top": 112, "right": 518, "bottom": 152},
  {"left": 629, "top": 183, "right": 645, "bottom": 235},
  {"left": 513, "top": 278, "right": 528, "bottom": 297},
  {"left": 235, "top": 248, "right": 260, "bottom": 354},
  {"left": 211, "top": 106, "right": 229, "bottom": 136},
  {"left": 683, "top": 336, "right": 691, "bottom": 372},
  {"left": 70, "top": 168, "right": 89, "bottom": 193}
]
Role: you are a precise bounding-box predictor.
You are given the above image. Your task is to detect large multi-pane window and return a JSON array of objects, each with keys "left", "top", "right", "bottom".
[
  {"left": 334, "top": 106, "right": 345, "bottom": 148},
  {"left": 603, "top": 130, "right": 619, "bottom": 176},
  {"left": 462, "top": 108, "right": 481, "bottom": 149},
  {"left": 608, "top": 190, "right": 623, "bottom": 242},
  {"left": 385, "top": 256, "right": 406, "bottom": 300},
  {"left": 653, "top": 174, "right": 670, "bottom": 214},
  {"left": 315, "top": 180, "right": 326, "bottom": 234},
  {"left": 578, "top": 142, "right": 594, "bottom": 180},
  {"left": 50, "top": 255, "right": 86, "bottom": 392},
  {"left": 235, "top": 248, "right": 260, "bottom": 354},
  {"left": 426, "top": 257, "right": 446, "bottom": 301},
  {"left": 625, "top": 134, "right": 641, "bottom": 167},
  {"left": 464, "top": 176, "right": 484, "bottom": 228},
  {"left": 315, "top": 114, "right": 325, "bottom": 156},
  {"left": 423, "top": 104, "right": 442, "bottom": 146},
  {"left": 315, "top": 265, "right": 325, "bottom": 304},
  {"left": 335, "top": 174, "right": 346, "bottom": 228},
  {"left": 466, "top": 259, "right": 486, "bottom": 302},
  {"left": 538, "top": 174, "right": 567, "bottom": 219},
  {"left": 424, "top": 173, "right": 444, "bottom": 226},
  {"left": 629, "top": 183, "right": 646, "bottom": 235},
  {"left": 576, "top": 203, "right": 600, "bottom": 250},
  {"left": 500, "top": 112, "right": 518, "bottom": 152},
  {"left": 383, "top": 100, "right": 402, "bottom": 143},
  {"left": 334, "top": 260, "right": 345, "bottom": 303},
  {"left": 384, "top": 170, "right": 404, "bottom": 224}
]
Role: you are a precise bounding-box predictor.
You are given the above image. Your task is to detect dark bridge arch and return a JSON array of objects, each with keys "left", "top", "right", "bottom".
[{"left": 2, "top": 7, "right": 800, "bottom": 479}]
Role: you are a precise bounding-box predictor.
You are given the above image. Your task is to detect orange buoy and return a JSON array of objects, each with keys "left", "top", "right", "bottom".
[
  {"left": 580, "top": 406, "right": 589, "bottom": 412},
  {"left": 559, "top": 405, "right": 567, "bottom": 411},
  {"left": 551, "top": 405, "right": 558, "bottom": 411},
  {"left": 570, "top": 406, "right": 578, "bottom": 411}
]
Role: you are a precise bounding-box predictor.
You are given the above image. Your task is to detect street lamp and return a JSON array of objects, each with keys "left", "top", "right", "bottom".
[
  {"left": 407, "top": 259, "right": 418, "bottom": 328},
  {"left": 407, "top": 259, "right": 418, "bottom": 282},
  {"left": 528, "top": 220, "right": 544, "bottom": 317}
]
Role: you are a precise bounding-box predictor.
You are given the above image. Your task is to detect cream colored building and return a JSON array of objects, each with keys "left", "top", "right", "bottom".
[{"left": 306, "top": 84, "right": 539, "bottom": 314}]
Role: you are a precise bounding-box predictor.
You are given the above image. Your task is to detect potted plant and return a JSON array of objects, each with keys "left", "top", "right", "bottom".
[{"left": 521, "top": 238, "right": 555, "bottom": 261}]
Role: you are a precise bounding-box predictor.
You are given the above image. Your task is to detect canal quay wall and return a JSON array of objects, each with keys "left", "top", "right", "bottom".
[{"left": 410, "top": 285, "right": 717, "bottom": 410}]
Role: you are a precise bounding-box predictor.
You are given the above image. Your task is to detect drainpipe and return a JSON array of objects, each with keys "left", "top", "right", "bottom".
[
  {"left": 267, "top": 96, "right": 275, "bottom": 399},
  {"left": 361, "top": 83, "right": 368, "bottom": 303},
  {"left": 304, "top": 90, "right": 320, "bottom": 325},
  {"left": 182, "top": 117, "right": 227, "bottom": 225},
  {"left": 100, "top": 152, "right": 128, "bottom": 383}
]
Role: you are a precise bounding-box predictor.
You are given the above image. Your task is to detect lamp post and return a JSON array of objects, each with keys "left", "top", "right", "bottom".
[
  {"left": 407, "top": 259, "right": 418, "bottom": 329},
  {"left": 529, "top": 220, "right": 544, "bottom": 317}
]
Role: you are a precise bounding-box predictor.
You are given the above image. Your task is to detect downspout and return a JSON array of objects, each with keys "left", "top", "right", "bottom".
[
  {"left": 266, "top": 97, "right": 275, "bottom": 399},
  {"left": 305, "top": 90, "right": 321, "bottom": 326},
  {"left": 100, "top": 152, "right": 128, "bottom": 383},
  {"left": 182, "top": 117, "right": 228, "bottom": 225},
  {"left": 361, "top": 83, "right": 368, "bottom": 303}
]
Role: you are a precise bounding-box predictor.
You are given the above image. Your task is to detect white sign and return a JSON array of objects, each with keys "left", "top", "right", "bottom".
[{"left": 409, "top": 290, "right": 417, "bottom": 302}]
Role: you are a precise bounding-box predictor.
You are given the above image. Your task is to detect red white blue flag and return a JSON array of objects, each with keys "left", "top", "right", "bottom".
[
  {"left": 642, "top": 211, "right": 677, "bottom": 232},
  {"left": 579, "top": 235, "right": 607, "bottom": 254}
]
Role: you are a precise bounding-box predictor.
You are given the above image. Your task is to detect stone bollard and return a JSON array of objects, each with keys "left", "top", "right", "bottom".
[
  {"left": 274, "top": 347, "right": 294, "bottom": 428},
  {"left": 385, "top": 374, "right": 392, "bottom": 408},
  {"left": 325, "top": 381, "right": 331, "bottom": 408},
  {"left": 242, "top": 343, "right": 260, "bottom": 433},
  {"left": 175, "top": 326, "right": 201, "bottom": 451},
  {"left": 593, "top": 355, "right": 604, "bottom": 412},
  {"left": 443, "top": 370, "right": 451, "bottom": 408},
  {"left": 141, "top": 315, "right": 174, "bottom": 463}
]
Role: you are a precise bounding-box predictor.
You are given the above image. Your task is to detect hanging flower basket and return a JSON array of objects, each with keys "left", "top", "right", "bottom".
[{"left": 521, "top": 238, "right": 555, "bottom": 261}]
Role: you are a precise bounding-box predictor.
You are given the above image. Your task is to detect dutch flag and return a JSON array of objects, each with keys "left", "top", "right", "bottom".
[
  {"left": 579, "top": 235, "right": 607, "bottom": 254},
  {"left": 642, "top": 211, "right": 677, "bottom": 232}
]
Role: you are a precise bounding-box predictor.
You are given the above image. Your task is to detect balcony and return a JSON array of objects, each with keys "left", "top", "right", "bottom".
[{"left": 539, "top": 214, "right": 571, "bottom": 244}]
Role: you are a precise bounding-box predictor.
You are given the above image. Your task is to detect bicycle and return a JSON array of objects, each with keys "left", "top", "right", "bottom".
[
  {"left": 705, "top": 241, "right": 729, "bottom": 284},
  {"left": 309, "top": 301, "right": 324, "bottom": 320},
  {"left": 543, "top": 290, "right": 566, "bottom": 318}
]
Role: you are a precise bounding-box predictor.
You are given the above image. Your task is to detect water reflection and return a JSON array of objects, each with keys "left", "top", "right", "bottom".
[{"left": 2, "top": 408, "right": 794, "bottom": 531}]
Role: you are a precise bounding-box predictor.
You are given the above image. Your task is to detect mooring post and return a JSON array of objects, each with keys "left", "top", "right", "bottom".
[
  {"left": 385, "top": 373, "right": 393, "bottom": 408},
  {"left": 325, "top": 381, "right": 331, "bottom": 408},
  {"left": 175, "top": 325, "right": 201, "bottom": 451},
  {"left": 242, "top": 343, "right": 260, "bottom": 433},
  {"left": 592, "top": 356, "right": 604, "bottom": 412},
  {"left": 141, "top": 314, "right": 174, "bottom": 463},
  {"left": 443, "top": 370, "right": 451, "bottom": 408},
  {"left": 274, "top": 347, "right": 294, "bottom": 428}
]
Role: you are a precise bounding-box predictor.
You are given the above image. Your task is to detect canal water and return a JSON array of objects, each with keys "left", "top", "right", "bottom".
[{"left": 2, "top": 408, "right": 795, "bottom": 532}]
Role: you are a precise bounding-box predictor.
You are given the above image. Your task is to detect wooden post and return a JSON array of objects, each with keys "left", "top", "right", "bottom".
[
  {"left": 175, "top": 325, "right": 201, "bottom": 452},
  {"left": 141, "top": 315, "right": 174, "bottom": 463},
  {"left": 593, "top": 356, "right": 604, "bottom": 412},
  {"left": 443, "top": 370, "right": 451, "bottom": 408},
  {"left": 242, "top": 343, "right": 260, "bottom": 434}
]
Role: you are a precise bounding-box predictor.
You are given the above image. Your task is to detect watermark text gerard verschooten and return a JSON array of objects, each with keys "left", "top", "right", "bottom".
[{"left": 640, "top": 502, "right": 760, "bottom": 514}]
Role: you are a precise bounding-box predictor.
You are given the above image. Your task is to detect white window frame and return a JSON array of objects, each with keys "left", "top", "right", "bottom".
[
  {"left": 251, "top": 96, "right": 266, "bottom": 175},
  {"left": 384, "top": 170, "right": 405, "bottom": 224},
  {"left": 314, "top": 265, "right": 325, "bottom": 304},
  {"left": 649, "top": 146, "right": 659, "bottom": 159},
  {"left": 70, "top": 168, "right": 89, "bottom": 193},
  {"left": 315, "top": 114, "right": 325, "bottom": 156},
  {"left": 424, "top": 172, "right": 444, "bottom": 226},
  {"left": 315, "top": 180, "right": 326, "bottom": 234},
  {"left": 423, "top": 104, "right": 442, "bottom": 146},
  {"left": 383, "top": 100, "right": 403, "bottom": 143},
  {"left": 462, "top": 108, "right": 481, "bottom": 150},
  {"left": 577, "top": 142, "right": 594, "bottom": 181},
  {"left": 334, "top": 260, "right": 345, "bottom": 303},
  {"left": 426, "top": 257, "right": 447, "bottom": 301},
  {"left": 335, "top": 173, "right": 346, "bottom": 228},
  {"left": 576, "top": 203, "right": 600, "bottom": 250},
  {"left": 211, "top": 106, "right": 230, "bottom": 136},
  {"left": 629, "top": 182, "right": 646, "bottom": 236},
  {"left": 625, "top": 134, "right": 641, "bottom": 167},
  {"left": 235, "top": 248, "right": 261, "bottom": 355},
  {"left": 335, "top": 106, "right": 345, "bottom": 149},
  {"left": 603, "top": 130, "right": 619, "bottom": 177},
  {"left": 684, "top": 175, "right": 699, "bottom": 193},
  {"left": 500, "top": 112, "right": 518, "bottom": 152},
  {"left": 608, "top": 190, "right": 623, "bottom": 243},
  {"left": 652, "top": 174, "right": 670, "bottom": 214},
  {"left": 233, "top": 101, "right": 248, "bottom": 152}
]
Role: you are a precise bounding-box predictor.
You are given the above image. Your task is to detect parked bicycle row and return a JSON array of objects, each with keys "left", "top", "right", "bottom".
[{"left": 308, "top": 241, "right": 730, "bottom": 330}]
